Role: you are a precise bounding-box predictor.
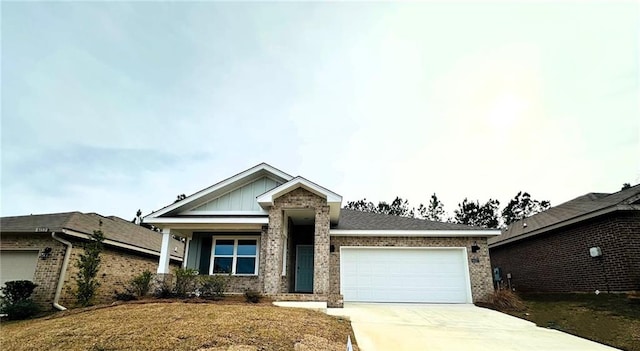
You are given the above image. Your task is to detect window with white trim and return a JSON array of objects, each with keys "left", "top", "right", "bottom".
[{"left": 210, "top": 237, "right": 259, "bottom": 275}]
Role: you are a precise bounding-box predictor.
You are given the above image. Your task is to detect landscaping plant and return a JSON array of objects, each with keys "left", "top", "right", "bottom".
[
  {"left": 173, "top": 267, "right": 199, "bottom": 298},
  {"left": 75, "top": 221, "right": 105, "bottom": 306},
  {"left": 0, "top": 280, "right": 40, "bottom": 320},
  {"left": 199, "top": 275, "right": 227, "bottom": 300}
]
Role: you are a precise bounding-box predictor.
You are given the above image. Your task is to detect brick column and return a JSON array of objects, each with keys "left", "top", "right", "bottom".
[
  {"left": 313, "top": 205, "right": 330, "bottom": 294},
  {"left": 264, "top": 209, "right": 283, "bottom": 294}
]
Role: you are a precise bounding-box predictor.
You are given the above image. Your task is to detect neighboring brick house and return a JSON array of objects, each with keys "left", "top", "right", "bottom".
[
  {"left": 489, "top": 185, "right": 640, "bottom": 293},
  {"left": 145, "top": 163, "right": 500, "bottom": 307},
  {"left": 0, "top": 212, "right": 183, "bottom": 309}
]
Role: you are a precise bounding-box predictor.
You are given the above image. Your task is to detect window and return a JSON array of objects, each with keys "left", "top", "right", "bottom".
[{"left": 210, "top": 237, "right": 259, "bottom": 275}]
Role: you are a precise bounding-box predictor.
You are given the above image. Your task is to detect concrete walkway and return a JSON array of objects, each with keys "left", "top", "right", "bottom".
[{"left": 327, "top": 303, "right": 620, "bottom": 351}]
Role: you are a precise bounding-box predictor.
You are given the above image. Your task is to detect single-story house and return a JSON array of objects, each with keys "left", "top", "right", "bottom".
[
  {"left": 0, "top": 212, "right": 183, "bottom": 309},
  {"left": 144, "top": 163, "right": 500, "bottom": 307},
  {"left": 489, "top": 184, "right": 640, "bottom": 293}
]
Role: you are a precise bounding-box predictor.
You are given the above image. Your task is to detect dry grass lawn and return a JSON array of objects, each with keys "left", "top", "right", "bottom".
[
  {"left": 505, "top": 294, "right": 640, "bottom": 351},
  {"left": 0, "top": 301, "right": 358, "bottom": 351}
]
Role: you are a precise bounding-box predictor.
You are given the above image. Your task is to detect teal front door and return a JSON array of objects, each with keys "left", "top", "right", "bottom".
[{"left": 295, "top": 245, "right": 314, "bottom": 293}]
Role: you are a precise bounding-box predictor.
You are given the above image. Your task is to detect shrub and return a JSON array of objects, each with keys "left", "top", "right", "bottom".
[
  {"left": 75, "top": 224, "right": 105, "bottom": 307},
  {"left": 0, "top": 280, "right": 40, "bottom": 320},
  {"left": 130, "top": 270, "right": 153, "bottom": 297},
  {"left": 199, "top": 275, "right": 227, "bottom": 300},
  {"left": 244, "top": 289, "right": 262, "bottom": 303},
  {"left": 486, "top": 289, "right": 525, "bottom": 311},
  {"left": 1, "top": 299, "right": 41, "bottom": 320},
  {"left": 174, "top": 268, "right": 199, "bottom": 298},
  {"left": 1, "top": 280, "right": 38, "bottom": 304},
  {"left": 154, "top": 279, "right": 175, "bottom": 299}
]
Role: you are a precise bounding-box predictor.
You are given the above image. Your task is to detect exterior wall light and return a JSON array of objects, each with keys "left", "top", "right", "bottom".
[
  {"left": 471, "top": 242, "right": 480, "bottom": 253},
  {"left": 40, "top": 247, "right": 52, "bottom": 260}
]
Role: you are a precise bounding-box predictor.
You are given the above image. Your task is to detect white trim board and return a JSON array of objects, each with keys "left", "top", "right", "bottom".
[
  {"left": 61, "top": 229, "right": 183, "bottom": 262},
  {"left": 145, "top": 163, "right": 293, "bottom": 219},
  {"left": 330, "top": 229, "right": 501, "bottom": 237}
]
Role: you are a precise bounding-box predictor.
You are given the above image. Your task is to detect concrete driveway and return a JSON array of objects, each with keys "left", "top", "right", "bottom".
[{"left": 328, "top": 303, "right": 620, "bottom": 351}]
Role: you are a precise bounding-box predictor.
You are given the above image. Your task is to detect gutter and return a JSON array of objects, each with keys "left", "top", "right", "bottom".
[
  {"left": 51, "top": 232, "right": 72, "bottom": 311},
  {"left": 61, "top": 228, "right": 183, "bottom": 262}
]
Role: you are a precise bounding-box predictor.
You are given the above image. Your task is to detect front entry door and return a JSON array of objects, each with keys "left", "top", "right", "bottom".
[{"left": 295, "top": 245, "right": 314, "bottom": 293}]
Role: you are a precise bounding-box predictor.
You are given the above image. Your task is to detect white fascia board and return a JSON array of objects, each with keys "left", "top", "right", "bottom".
[
  {"left": 145, "top": 163, "right": 293, "bottom": 219},
  {"left": 329, "top": 229, "right": 501, "bottom": 237},
  {"left": 257, "top": 176, "right": 343, "bottom": 206},
  {"left": 61, "top": 229, "right": 183, "bottom": 261},
  {"left": 180, "top": 210, "right": 268, "bottom": 216},
  {"left": 144, "top": 217, "right": 269, "bottom": 224}
]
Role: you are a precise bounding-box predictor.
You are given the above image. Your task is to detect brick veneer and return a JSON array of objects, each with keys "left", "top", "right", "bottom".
[
  {"left": 1, "top": 233, "right": 66, "bottom": 306},
  {"left": 1, "top": 232, "right": 179, "bottom": 309},
  {"left": 59, "top": 245, "right": 163, "bottom": 306},
  {"left": 490, "top": 211, "right": 640, "bottom": 293},
  {"left": 329, "top": 236, "right": 494, "bottom": 306},
  {"left": 264, "top": 187, "right": 330, "bottom": 295}
]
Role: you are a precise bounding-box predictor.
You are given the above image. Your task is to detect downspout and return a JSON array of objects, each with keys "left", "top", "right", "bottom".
[{"left": 51, "top": 232, "right": 72, "bottom": 311}]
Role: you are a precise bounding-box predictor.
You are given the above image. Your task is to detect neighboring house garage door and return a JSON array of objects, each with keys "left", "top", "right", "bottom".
[
  {"left": 340, "top": 247, "right": 471, "bottom": 303},
  {"left": 0, "top": 251, "right": 39, "bottom": 288}
]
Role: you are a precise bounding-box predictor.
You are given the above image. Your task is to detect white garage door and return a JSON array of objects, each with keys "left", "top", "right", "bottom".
[
  {"left": 0, "top": 251, "right": 39, "bottom": 288},
  {"left": 340, "top": 247, "right": 471, "bottom": 303}
]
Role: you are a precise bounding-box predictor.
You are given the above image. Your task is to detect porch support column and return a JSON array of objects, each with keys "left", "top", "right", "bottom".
[
  {"left": 313, "top": 205, "right": 331, "bottom": 294},
  {"left": 182, "top": 237, "right": 191, "bottom": 268},
  {"left": 264, "top": 209, "right": 284, "bottom": 294},
  {"left": 157, "top": 228, "right": 172, "bottom": 274}
]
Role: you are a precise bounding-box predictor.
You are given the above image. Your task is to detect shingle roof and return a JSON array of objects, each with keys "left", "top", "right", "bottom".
[
  {"left": 489, "top": 184, "right": 640, "bottom": 247},
  {"left": 0, "top": 212, "right": 184, "bottom": 258},
  {"left": 333, "top": 209, "right": 490, "bottom": 231}
]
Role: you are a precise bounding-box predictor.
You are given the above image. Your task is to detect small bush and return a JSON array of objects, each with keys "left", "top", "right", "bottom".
[
  {"left": 130, "top": 270, "right": 153, "bottom": 297},
  {"left": 154, "top": 279, "right": 175, "bottom": 299},
  {"left": 199, "top": 275, "right": 227, "bottom": 300},
  {"left": 174, "top": 268, "right": 199, "bottom": 298},
  {"left": 0, "top": 280, "right": 40, "bottom": 320},
  {"left": 1, "top": 299, "right": 41, "bottom": 320},
  {"left": 485, "top": 289, "right": 525, "bottom": 311},
  {"left": 1, "top": 280, "right": 38, "bottom": 304},
  {"left": 244, "top": 289, "right": 262, "bottom": 303}
]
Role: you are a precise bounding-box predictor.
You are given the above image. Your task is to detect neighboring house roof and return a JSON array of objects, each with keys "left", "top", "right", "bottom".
[
  {"left": 0, "top": 212, "right": 184, "bottom": 260},
  {"left": 489, "top": 184, "right": 640, "bottom": 248},
  {"left": 332, "top": 209, "right": 498, "bottom": 234}
]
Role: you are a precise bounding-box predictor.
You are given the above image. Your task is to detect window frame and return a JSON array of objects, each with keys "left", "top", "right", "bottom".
[{"left": 209, "top": 236, "right": 260, "bottom": 276}]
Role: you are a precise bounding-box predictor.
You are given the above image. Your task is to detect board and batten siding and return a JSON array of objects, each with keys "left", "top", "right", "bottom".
[{"left": 189, "top": 177, "right": 282, "bottom": 212}]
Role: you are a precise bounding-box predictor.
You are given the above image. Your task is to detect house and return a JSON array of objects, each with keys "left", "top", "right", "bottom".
[
  {"left": 489, "top": 185, "right": 640, "bottom": 293},
  {"left": 0, "top": 212, "right": 183, "bottom": 309},
  {"left": 144, "top": 163, "right": 500, "bottom": 307}
]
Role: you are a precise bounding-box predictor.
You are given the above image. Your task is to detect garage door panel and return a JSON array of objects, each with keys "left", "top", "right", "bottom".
[
  {"left": 0, "top": 251, "right": 39, "bottom": 288},
  {"left": 341, "top": 248, "right": 471, "bottom": 303}
]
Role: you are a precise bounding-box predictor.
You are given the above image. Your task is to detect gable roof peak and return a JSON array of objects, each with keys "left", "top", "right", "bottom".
[{"left": 145, "top": 162, "right": 294, "bottom": 219}]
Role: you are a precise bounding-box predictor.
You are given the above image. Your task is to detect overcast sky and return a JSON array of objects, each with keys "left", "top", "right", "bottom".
[{"left": 2, "top": 1, "right": 638, "bottom": 221}]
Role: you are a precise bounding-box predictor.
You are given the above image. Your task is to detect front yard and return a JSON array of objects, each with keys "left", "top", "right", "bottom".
[
  {"left": 506, "top": 293, "right": 640, "bottom": 351},
  {"left": 0, "top": 301, "right": 358, "bottom": 351}
]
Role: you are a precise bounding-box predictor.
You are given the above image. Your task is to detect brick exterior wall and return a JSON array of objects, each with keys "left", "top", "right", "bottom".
[
  {"left": 489, "top": 211, "right": 640, "bottom": 293},
  {"left": 1, "top": 232, "right": 179, "bottom": 309},
  {"left": 329, "top": 236, "right": 494, "bottom": 306},
  {"left": 59, "top": 245, "right": 163, "bottom": 306},
  {"left": 264, "top": 188, "right": 330, "bottom": 295},
  {"left": 0, "top": 233, "right": 66, "bottom": 306}
]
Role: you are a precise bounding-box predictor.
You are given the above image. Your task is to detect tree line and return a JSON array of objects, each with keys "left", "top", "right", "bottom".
[{"left": 344, "top": 191, "right": 551, "bottom": 229}]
